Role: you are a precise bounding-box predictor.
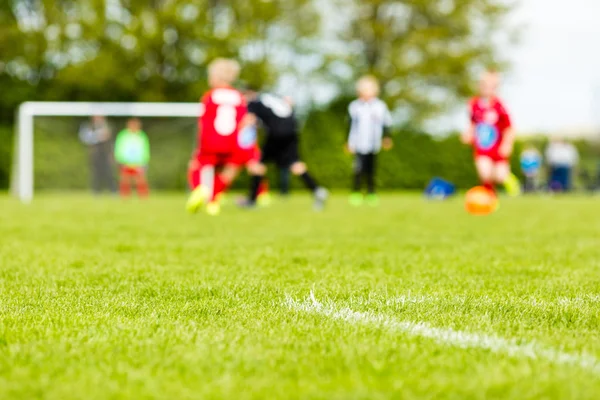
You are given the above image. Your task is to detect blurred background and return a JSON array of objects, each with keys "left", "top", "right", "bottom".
[{"left": 0, "top": 0, "right": 598, "bottom": 193}]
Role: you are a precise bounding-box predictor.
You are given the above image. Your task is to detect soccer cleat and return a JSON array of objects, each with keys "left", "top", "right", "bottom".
[
  {"left": 205, "top": 201, "right": 221, "bottom": 216},
  {"left": 236, "top": 197, "right": 258, "bottom": 210},
  {"left": 186, "top": 185, "right": 210, "bottom": 214},
  {"left": 215, "top": 192, "right": 227, "bottom": 205},
  {"left": 365, "top": 194, "right": 380, "bottom": 207},
  {"left": 257, "top": 192, "right": 272, "bottom": 208},
  {"left": 313, "top": 187, "right": 329, "bottom": 211},
  {"left": 504, "top": 173, "right": 522, "bottom": 197},
  {"left": 349, "top": 192, "right": 363, "bottom": 207}
]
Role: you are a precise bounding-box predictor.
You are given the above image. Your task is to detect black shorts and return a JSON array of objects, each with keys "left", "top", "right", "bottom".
[
  {"left": 353, "top": 153, "right": 377, "bottom": 174},
  {"left": 261, "top": 136, "right": 300, "bottom": 169}
]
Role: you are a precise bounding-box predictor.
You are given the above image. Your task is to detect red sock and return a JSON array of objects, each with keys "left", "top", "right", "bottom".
[
  {"left": 137, "top": 177, "right": 149, "bottom": 198},
  {"left": 188, "top": 166, "right": 200, "bottom": 190},
  {"left": 257, "top": 180, "right": 269, "bottom": 196},
  {"left": 483, "top": 182, "right": 496, "bottom": 194},
  {"left": 119, "top": 176, "right": 131, "bottom": 197},
  {"left": 212, "top": 175, "right": 228, "bottom": 202}
]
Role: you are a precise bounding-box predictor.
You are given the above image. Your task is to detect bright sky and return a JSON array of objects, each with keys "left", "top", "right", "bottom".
[{"left": 501, "top": 0, "right": 600, "bottom": 133}]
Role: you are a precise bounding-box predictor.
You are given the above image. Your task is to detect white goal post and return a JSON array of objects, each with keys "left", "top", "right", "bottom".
[{"left": 11, "top": 102, "right": 204, "bottom": 203}]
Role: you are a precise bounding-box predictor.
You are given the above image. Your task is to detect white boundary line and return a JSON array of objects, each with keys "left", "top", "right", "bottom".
[
  {"left": 285, "top": 292, "right": 600, "bottom": 375},
  {"left": 346, "top": 293, "right": 600, "bottom": 309}
]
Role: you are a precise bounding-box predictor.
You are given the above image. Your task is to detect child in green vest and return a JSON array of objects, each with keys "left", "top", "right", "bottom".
[{"left": 114, "top": 118, "right": 150, "bottom": 197}]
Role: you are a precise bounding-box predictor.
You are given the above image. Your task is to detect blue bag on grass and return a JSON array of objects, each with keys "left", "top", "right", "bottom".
[{"left": 425, "top": 178, "right": 456, "bottom": 200}]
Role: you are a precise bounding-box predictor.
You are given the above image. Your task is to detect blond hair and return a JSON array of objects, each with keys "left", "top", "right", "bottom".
[
  {"left": 356, "top": 75, "right": 380, "bottom": 98},
  {"left": 208, "top": 58, "right": 241, "bottom": 86}
]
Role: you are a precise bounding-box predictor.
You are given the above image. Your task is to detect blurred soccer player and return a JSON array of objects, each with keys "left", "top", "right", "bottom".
[
  {"left": 347, "top": 76, "right": 393, "bottom": 207},
  {"left": 520, "top": 144, "right": 542, "bottom": 193},
  {"left": 187, "top": 124, "right": 269, "bottom": 204},
  {"left": 241, "top": 88, "right": 328, "bottom": 210},
  {"left": 114, "top": 118, "right": 150, "bottom": 197},
  {"left": 462, "top": 71, "right": 518, "bottom": 196},
  {"left": 186, "top": 58, "right": 247, "bottom": 216}
]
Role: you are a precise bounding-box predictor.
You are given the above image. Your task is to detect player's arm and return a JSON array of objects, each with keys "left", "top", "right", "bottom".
[
  {"left": 114, "top": 131, "right": 125, "bottom": 164},
  {"left": 461, "top": 123, "right": 475, "bottom": 145},
  {"left": 498, "top": 107, "right": 515, "bottom": 157},
  {"left": 142, "top": 132, "right": 150, "bottom": 165},
  {"left": 382, "top": 103, "right": 393, "bottom": 150},
  {"left": 190, "top": 96, "right": 207, "bottom": 169},
  {"left": 345, "top": 104, "right": 356, "bottom": 154},
  {"left": 78, "top": 123, "right": 89, "bottom": 144},
  {"left": 239, "top": 111, "right": 258, "bottom": 130},
  {"left": 462, "top": 99, "right": 476, "bottom": 145}
]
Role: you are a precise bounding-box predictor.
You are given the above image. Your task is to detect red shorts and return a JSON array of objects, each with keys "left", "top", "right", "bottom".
[
  {"left": 188, "top": 147, "right": 261, "bottom": 189},
  {"left": 231, "top": 145, "right": 261, "bottom": 167},
  {"left": 474, "top": 151, "right": 507, "bottom": 163},
  {"left": 188, "top": 152, "right": 232, "bottom": 190},
  {"left": 120, "top": 166, "right": 146, "bottom": 176},
  {"left": 196, "top": 151, "right": 236, "bottom": 166}
]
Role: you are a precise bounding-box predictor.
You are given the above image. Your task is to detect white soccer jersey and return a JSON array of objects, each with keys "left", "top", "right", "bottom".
[{"left": 348, "top": 98, "right": 392, "bottom": 154}]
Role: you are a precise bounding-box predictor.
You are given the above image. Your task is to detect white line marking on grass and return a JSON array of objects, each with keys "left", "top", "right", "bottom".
[
  {"left": 285, "top": 291, "right": 600, "bottom": 375},
  {"left": 345, "top": 293, "right": 600, "bottom": 310}
]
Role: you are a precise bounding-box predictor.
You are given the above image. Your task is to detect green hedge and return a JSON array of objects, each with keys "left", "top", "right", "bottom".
[
  {"left": 0, "top": 111, "right": 598, "bottom": 191},
  {"left": 0, "top": 126, "right": 12, "bottom": 190}
]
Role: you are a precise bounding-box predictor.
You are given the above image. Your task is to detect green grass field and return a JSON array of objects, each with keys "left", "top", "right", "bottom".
[{"left": 1, "top": 193, "right": 600, "bottom": 399}]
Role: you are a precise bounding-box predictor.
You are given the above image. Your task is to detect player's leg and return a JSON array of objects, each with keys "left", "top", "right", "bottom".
[
  {"left": 245, "top": 141, "right": 275, "bottom": 207},
  {"left": 493, "top": 161, "right": 510, "bottom": 183},
  {"left": 250, "top": 162, "right": 271, "bottom": 207},
  {"left": 256, "top": 178, "right": 271, "bottom": 206},
  {"left": 100, "top": 142, "right": 117, "bottom": 194},
  {"left": 207, "top": 163, "right": 240, "bottom": 215},
  {"left": 475, "top": 156, "right": 496, "bottom": 193},
  {"left": 244, "top": 162, "right": 268, "bottom": 207},
  {"left": 188, "top": 159, "right": 201, "bottom": 190},
  {"left": 119, "top": 166, "right": 132, "bottom": 197},
  {"left": 90, "top": 148, "right": 103, "bottom": 195},
  {"left": 289, "top": 160, "right": 328, "bottom": 210},
  {"left": 364, "top": 153, "right": 379, "bottom": 206},
  {"left": 279, "top": 167, "right": 290, "bottom": 196},
  {"left": 186, "top": 153, "right": 216, "bottom": 213},
  {"left": 493, "top": 160, "right": 522, "bottom": 197},
  {"left": 285, "top": 135, "right": 328, "bottom": 210},
  {"left": 290, "top": 161, "right": 315, "bottom": 191},
  {"left": 350, "top": 154, "right": 365, "bottom": 206},
  {"left": 275, "top": 136, "right": 315, "bottom": 192},
  {"left": 134, "top": 167, "right": 149, "bottom": 197}
]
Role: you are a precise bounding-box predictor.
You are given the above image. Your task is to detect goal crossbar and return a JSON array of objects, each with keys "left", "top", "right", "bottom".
[{"left": 12, "top": 101, "right": 204, "bottom": 203}]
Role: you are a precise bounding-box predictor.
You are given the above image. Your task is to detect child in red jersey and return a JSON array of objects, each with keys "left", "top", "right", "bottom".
[
  {"left": 187, "top": 134, "right": 269, "bottom": 205},
  {"left": 186, "top": 58, "right": 247, "bottom": 215},
  {"left": 461, "top": 71, "right": 515, "bottom": 194}
]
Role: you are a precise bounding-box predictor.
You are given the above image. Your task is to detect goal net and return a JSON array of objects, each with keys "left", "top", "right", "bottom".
[{"left": 11, "top": 102, "right": 202, "bottom": 202}]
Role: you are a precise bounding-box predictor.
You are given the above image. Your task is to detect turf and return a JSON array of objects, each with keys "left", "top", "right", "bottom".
[{"left": 1, "top": 193, "right": 600, "bottom": 399}]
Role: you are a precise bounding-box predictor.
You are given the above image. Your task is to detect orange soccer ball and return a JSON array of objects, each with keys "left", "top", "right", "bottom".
[{"left": 465, "top": 186, "right": 498, "bottom": 215}]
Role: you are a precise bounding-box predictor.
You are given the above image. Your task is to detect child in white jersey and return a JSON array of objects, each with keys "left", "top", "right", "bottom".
[{"left": 347, "top": 76, "right": 393, "bottom": 206}]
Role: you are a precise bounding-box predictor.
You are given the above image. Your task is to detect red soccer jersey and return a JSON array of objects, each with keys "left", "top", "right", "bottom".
[
  {"left": 469, "top": 96, "right": 512, "bottom": 159},
  {"left": 198, "top": 87, "right": 247, "bottom": 154}
]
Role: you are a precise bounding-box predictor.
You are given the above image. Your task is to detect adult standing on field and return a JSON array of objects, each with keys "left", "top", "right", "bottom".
[
  {"left": 79, "top": 115, "right": 116, "bottom": 195},
  {"left": 545, "top": 138, "right": 579, "bottom": 192}
]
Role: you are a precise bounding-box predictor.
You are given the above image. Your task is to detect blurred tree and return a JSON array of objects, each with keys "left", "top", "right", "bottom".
[
  {"left": 0, "top": 0, "right": 516, "bottom": 126},
  {"left": 0, "top": 0, "right": 320, "bottom": 119},
  {"left": 333, "top": 0, "right": 517, "bottom": 125}
]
